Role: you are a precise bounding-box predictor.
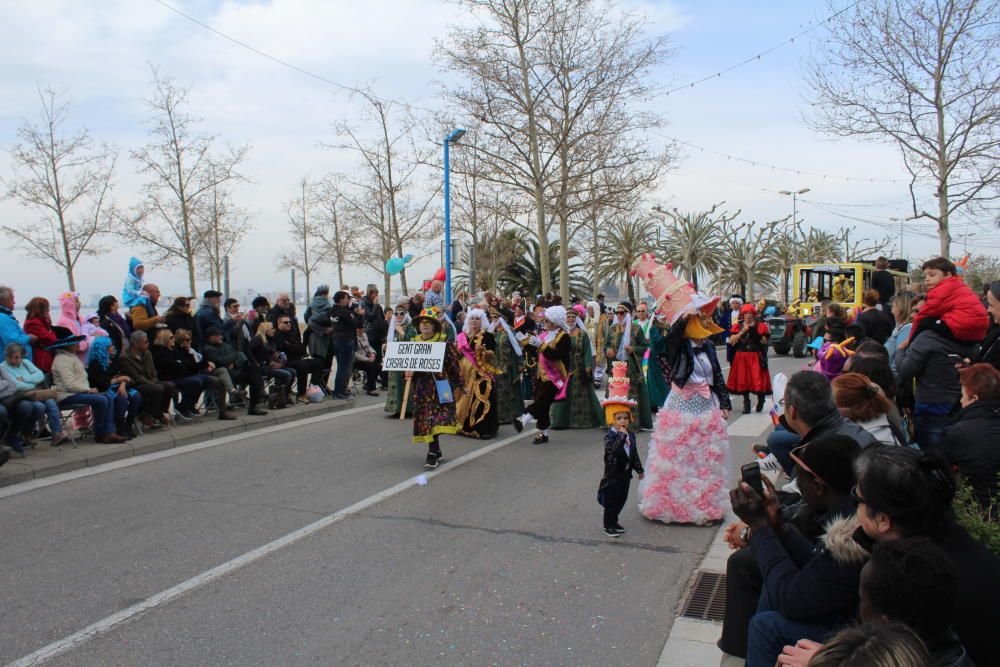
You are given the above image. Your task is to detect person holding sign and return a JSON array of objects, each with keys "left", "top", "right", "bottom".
[
  {"left": 514, "top": 305, "right": 572, "bottom": 444},
  {"left": 384, "top": 304, "right": 415, "bottom": 417},
  {"left": 454, "top": 308, "right": 501, "bottom": 439},
  {"left": 407, "top": 308, "right": 463, "bottom": 468}
]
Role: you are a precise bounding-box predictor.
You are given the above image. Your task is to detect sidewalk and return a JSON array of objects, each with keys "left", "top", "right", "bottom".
[
  {"left": 657, "top": 411, "right": 775, "bottom": 667},
  {"left": 0, "top": 399, "right": 358, "bottom": 488}
]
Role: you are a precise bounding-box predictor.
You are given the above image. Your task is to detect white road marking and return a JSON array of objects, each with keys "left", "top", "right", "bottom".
[
  {"left": 0, "top": 403, "right": 383, "bottom": 500},
  {"left": 4, "top": 427, "right": 537, "bottom": 667}
]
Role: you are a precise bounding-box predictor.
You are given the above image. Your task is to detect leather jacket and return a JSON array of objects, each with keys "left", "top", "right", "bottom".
[{"left": 664, "top": 317, "right": 731, "bottom": 411}]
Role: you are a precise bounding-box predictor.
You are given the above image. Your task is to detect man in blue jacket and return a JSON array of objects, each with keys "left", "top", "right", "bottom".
[
  {"left": 0, "top": 286, "right": 34, "bottom": 361},
  {"left": 193, "top": 290, "right": 225, "bottom": 349}
]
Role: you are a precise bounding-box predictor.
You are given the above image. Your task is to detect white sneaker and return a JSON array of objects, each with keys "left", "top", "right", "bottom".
[{"left": 758, "top": 454, "right": 781, "bottom": 474}]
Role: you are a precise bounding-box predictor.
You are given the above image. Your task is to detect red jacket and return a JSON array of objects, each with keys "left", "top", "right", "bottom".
[
  {"left": 24, "top": 317, "right": 56, "bottom": 373},
  {"left": 911, "top": 276, "right": 989, "bottom": 343}
]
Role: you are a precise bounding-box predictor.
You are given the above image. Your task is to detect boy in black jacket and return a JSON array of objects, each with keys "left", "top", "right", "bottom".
[{"left": 598, "top": 408, "right": 644, "bottom": 538}]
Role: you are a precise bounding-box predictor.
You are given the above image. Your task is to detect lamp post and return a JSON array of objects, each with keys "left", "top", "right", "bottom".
[
  {"left": 443, "top": 128, "right": 466, "bottom": 306},
  {"left": 779, "top": 188, "right": 810, "bottom": 302}
]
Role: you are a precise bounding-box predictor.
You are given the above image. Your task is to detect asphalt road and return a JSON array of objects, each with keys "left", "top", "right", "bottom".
[{"left": 1, "top": 353, "right": 806, "bottom": 667}]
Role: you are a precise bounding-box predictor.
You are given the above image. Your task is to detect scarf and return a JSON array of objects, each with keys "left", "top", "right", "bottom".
[{"left": 613, "top": 314, "right": 632, "bottom": 361}]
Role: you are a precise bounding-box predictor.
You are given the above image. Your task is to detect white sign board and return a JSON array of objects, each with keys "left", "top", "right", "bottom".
[{"left": 382, "top": 341, "right": 448, "bottom": 372}]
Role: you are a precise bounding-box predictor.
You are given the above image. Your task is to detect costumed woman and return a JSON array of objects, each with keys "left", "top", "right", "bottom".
[
  {"left": 384, "top": 303, "right": 416, "bottom": 417},
  {"left": 515, "top": 305, "right": 571, "bottom": 444},
  {"left": 551, "top": 306, "right": 602, "bottom": 429},
  {"left": 454, "top": 308, "right": 501, "bottom": 439},
  {"left": 603, "top": 302, "right": 653, "bottom": 431},
  {"left": 519, "top": 304, "right": 545, "bottom": 401},
  {"left": 634, "top": 302, "right": 670, "bottom": 412},
  {"left": 726, "top": 303, "right": 772, "bottom": 413},
  {"left": 631, "top": 254, "right": 732, "bottom": 525},
  {"left": 489, "top": 307, "right": 525, "bottom": 426},
  {"left": 407, "top": 308, "right": 463, "bottom": 469}
]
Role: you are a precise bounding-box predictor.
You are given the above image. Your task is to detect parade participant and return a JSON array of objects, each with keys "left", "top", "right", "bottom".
[
  {"left": 384, "top": 304, "right": 415, "bottom": 417},
  {"left": 406, "top": 308, "right": 463, "bottom": 468},
  {"left": 454, "top": 308, "right": 501, "bottom": 439},
  {"left": 519, "top": 304, "right": 546, "bottom": 400},
  {"left": 551, "top": 306, "right": 602, "bottom": 429},
  {"left": 514, "top": 305, "right": 571, "bottom": 444},
  {"left": 630, "top": 254, "right": 731, "bottom": 524},
  {"left": 489, "top": 307, "right": 524, "bottom": 426},
  {"left": 603, "top": 302, "right": 653, "bottom": 430},
  {"left": 635, "top": 302, "right": 670, "bottom": 411},
  {"left": 597, "top": 363, "right": 644, "bottom": 537},
  {"left": 727, "top": 303, "right": 772, "bottom": 414}
]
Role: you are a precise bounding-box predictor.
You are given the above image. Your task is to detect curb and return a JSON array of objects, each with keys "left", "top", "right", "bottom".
[{"left": 0, "top": 399, "right": 357, "bottom": 488}]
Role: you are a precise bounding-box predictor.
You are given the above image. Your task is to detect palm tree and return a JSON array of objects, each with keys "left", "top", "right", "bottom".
[
  {"left": 595, "top": 215, "right": 656, "bottom": 303},
  {"left": 715, "top": 219, "right": 782, "bottom": 300},
  {"left": 657, "top": 205, "right": 735, "bottom": 290},
  {"left": 499, "top": 237, "right": 591, "bottom": 299}
]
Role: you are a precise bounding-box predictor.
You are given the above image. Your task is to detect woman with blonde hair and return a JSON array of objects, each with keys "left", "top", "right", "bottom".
[
  {"left": 884, "top": 292, "right": 914, "bottom": 371},
  {"left": 831, "top": 372, "right": 905, "bottom": 446}
]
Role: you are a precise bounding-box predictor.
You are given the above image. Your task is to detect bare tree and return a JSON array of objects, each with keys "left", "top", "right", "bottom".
[
  {"left": 437, "top": 0, "right": 563, "bottom": 294},
  {"left": 313, "top": 175, "right": 355, "bottom": 289},
  {"left": 120, "top": 67, "right": 249, "bottom": 295},
  {"left": 331, "top": 90, "right": 440, "bottom": 296},
  {"left": 2, "top": 86, "right": 116, "bottom": 291},
  {"left": 276, "top": 177, "right": 330, "bottom": 300},
  {"left": 195, "top": 161, "right": 252, "bottom": 292},
  {"left": 835, "top": 227, "right": 896, "bottom": 262},
  {"left": 807, "top": 0, "right": 1000, "bottom": 256}
]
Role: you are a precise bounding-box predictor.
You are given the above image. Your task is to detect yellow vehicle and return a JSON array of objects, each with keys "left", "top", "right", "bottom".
[{"left": 770, "top": 261, "right": 909, "bottom": 357}]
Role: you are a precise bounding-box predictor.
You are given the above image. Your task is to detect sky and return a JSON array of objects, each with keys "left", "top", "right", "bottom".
[{"left": 1, "top": 0, "right": 995, "bottom": 305}]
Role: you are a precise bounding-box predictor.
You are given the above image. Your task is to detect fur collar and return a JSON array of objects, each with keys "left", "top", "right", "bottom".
[{"left": 820, "top": 514, "right": 869, "bottom": 566}]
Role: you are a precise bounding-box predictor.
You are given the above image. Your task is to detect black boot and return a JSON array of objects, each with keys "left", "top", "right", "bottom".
[
  {"left": 756, "top": 393, "right": 766, "bottom": 413},
  {"left": 742, "top": 394, "right": 751, "bottom": 414}
]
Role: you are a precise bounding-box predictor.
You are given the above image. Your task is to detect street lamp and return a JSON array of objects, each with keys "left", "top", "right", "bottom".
[
  {"left": 443, "top": 128, "right": 466, "bottom": 306},
  {"left": 779, "top": 188, "right": 810, "bottom": 302}
]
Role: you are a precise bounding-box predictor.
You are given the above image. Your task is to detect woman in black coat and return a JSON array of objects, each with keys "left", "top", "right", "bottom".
[
  {"left": 164, "top": 297, "right": 197, "bottom": 335},
  {"left": 971, "top": 281, "right": 1000, "bottom": 370},
  {"left": 149, "top": 328, "right": 207, "bottom": 419},
  {"left": 943, "top": 363, "right": 1000, "bottom": 508}
]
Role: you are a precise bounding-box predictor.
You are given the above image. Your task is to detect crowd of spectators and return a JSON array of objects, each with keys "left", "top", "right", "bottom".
[
  {"left": 718, "top": 258, "right": 1000, "bottom": 667},
  {"left": 0, "top": 280, "right": 398, "bottom": 466}
]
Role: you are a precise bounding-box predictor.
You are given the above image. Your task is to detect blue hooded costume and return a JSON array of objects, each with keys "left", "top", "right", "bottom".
[{"left": 121, "top": 257, "right": 148, "bottom": 308}]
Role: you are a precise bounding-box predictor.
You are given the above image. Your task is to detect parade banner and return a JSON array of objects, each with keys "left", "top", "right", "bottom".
[{"left": 382, "top": 341, "right": 448, "bottom": 372}]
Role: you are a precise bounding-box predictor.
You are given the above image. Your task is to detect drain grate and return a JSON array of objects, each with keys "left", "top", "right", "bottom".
[{"left": 679, "top": 571, "right": 727, "bottom": 622}]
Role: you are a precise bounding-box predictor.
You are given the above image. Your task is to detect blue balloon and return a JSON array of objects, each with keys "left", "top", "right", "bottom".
[{"left": 385, "top": 254, "right": 415, "bottom": 276}]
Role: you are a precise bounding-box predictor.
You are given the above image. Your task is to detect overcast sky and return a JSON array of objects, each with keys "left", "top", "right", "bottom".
[{"left": 1, "top": 0, "right": 991, "bottom": 304}]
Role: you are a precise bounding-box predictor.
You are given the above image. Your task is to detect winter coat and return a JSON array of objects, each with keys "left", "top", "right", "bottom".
[
  {"left": 202, "top": 340, "right": 243, "bottom": 369},
  {"left": 355, "top": 332, "right": 377, "bottom": 363},
  {"left": 331, "top": 304, "right": 363, "bottom": 340},
  {"left": 0, "top": 366, "right": 20, "bottom": 403},
  {"left": 870, "top": 269, "right": 896, "bottom": 306},
  {"left": 175, "top": 346, "right": 210, "bottom": 377},
  {"left": 87, "top": 360, "right": 117, "bottom": 393},
  {"left": 857, "top": 308, "right": 894, "bottom": 345},
  {"left": 121, "top": 257, "right": 146, "bottom": 308},
  {"left": 884, "top": 322, "right": 912, "bottom": 372},
  {"left": 797, "top": 410, "right": 880, "bottom": 449},
  {"left": 896, "top": 329, "right": 975, "bottom": 407},
  {"left": 98, "top": 313, "right": 131, "bottom": 357},
  {"left": 943, "top": 399, "right": 1000, "bottom": 507},
  {"left": 972, "top": 325, "right": 1000, "bottom": 371},
  {"left": 362, "top": 298, "right": 387, "bottom": 343},
  {"left": 129, "top": 303, "right": 162, "bottom": 333},
  {"left": 23, "top": 317, "right": 55, "bottom": 371},
  {"left": 749, "top": 504, "right": 867, "bottom": 622},
  {"left": 272, "top": 329, "right": 308, "bottom": 361},
  {"left": 0, "top": 359, "right": 46, "bottom": 391},
  {"left": 194, "top": 304, "right": 225, "bottom": 347},
  {"left": 54, "top": 292, "right": 89, "bottom": 356},
  {"left": 51, "top": 350, "right": 93, "bottom": 398},
  {"left": 151, "top": 344, "right": 189, "bottom": 382},
  {"left": 165, "top": 310, "right": 196, "bottom": 335},
  {"left": 911, "top": 276, "right": 989, "bottom": 343},
  {"left": 0, "top": 305, "right": 33, "bottom": 361},
  {"left": 113, "top": 350, "right": 160, "bottom": 386},
  {"left": 663, "top": 317, "right": 732, "bottom": 411}
]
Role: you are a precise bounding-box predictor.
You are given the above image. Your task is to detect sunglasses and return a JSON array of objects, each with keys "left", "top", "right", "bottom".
[{"left": 789, "top": 444, "right": 824, "bottom": 485}]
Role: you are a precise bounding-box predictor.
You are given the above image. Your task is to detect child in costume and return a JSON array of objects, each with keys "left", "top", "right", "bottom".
[
  {"left": 406, "top": 308, "right": 464, "bottom": 468},
  {"left": 726, "top": 303, "right": 771, "bottom": 413},
  {"left": 630, "top": 255, "right": 732, "bottom": 525},
  {"left": 597, "top": 362, "right": 644, "bottom": 538},
  {"left": 121, "top": 257, "right": 150, "bottom": 309},
  {"left": 514, "top": 305, "right": 571, "bottom": 444}
]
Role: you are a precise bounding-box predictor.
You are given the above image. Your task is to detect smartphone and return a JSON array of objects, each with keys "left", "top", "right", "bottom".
[
  {"left": 740, "top": 462, "right": 764, "bottom": 497},
  {"left": 947, "top": 354, "right": 970, "bottom": 369}
]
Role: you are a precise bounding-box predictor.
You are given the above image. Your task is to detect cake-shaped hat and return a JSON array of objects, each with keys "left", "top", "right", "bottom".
[
  {"left": 601, "top": 361, "right": 637, "bottom": 425},
  {"left": 630, "top": 254, "right": 720, "bottom": 324}
]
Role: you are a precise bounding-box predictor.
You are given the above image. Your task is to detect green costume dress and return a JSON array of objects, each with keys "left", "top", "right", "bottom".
[
  {"left": 383, "top": 323, "right": 416, "bottom": 416},
  {"left": 551, "top": 328, "right": 602, "bottom": 429},
  {"left": 643, "top": 321, "right": 671, "bottom": 411},
  {"left": 605, "top": 323, "right": 654, "bottom": 431},
  {"left": 494, "top": 328, "right": 524, "bottom": 424}
]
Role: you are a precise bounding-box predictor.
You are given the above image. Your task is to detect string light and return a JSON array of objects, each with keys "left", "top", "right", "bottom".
[{"left": 662, "top": 1, "right": 862, "bottom": 96}]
